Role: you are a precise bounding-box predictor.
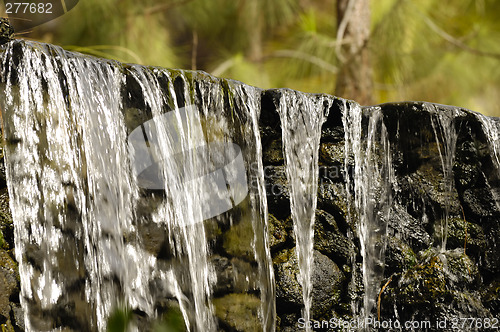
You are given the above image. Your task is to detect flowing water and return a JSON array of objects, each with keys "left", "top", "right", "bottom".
[
  {"left": 2, "top": 40, "right": 500, "bottom": 332},
  {"left": 0, "top": 40, "right": 274, "bottom": 331},
  {"left": 476, "top": 113, "right": 500, "bottom": 172},
  {"left": 343, "top": 103, "right": 394, "bottom": 323},
  {"left": 278, "top": 90, "right": 328, "bottom": 330},
  {"left": 428, "top": 103, "right": 459, "bottom": 251},
  {"left": 476, "top": 113, "right": 500, "bottom": 211}
]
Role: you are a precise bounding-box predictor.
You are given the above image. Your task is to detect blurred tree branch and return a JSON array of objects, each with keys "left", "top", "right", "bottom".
[
  {"left": 266, "top": 50, "right": 338, "bottom": 73},
  {"left": 415, "top": 6, "right": 500, "bottom": 60},
  {"left": 143, "top": 0, "right": 195, "bottom": 16}
]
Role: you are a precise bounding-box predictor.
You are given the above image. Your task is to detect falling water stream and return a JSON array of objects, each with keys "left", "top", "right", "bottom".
[
  {"left": 0, "top": 41, "right": 275, "bottom": 331},
  {"left": 278, "top": 90, "right": 328, "bottom": 331},
  {"left": 343, "top": 103, "right": 394, "bottom": 323},
  {"left": 477, "top": 113, "right": 500, "bottom": 172},
  {"left": 428, "top": 103, "right": 459, "bottom": 251},
  {"left": 476, "top": 113, "right": 500, "bottom": 211}
]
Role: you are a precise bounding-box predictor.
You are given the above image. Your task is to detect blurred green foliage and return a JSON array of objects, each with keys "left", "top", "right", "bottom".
[
  {"left": 106, "top": 306, "right": 133, "bottom": 332},
  {"left": 4, "top": 0, "right": 500, "bottom": 116},
  {"left": 106, "top": 305, "right": 186, "bottom": 332}
]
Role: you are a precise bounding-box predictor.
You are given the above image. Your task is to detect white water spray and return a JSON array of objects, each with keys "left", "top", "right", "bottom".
[
  {"left": 343, "top": 103, "right": 394, "bottom": 323},
  {"left": 278, "top": 90, "right": 328, "bottom": 330}
]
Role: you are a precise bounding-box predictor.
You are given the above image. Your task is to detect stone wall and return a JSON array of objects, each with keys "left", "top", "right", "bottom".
[
  {"left": 0, "top": 129, "right": 23, "bottom": 331},
  {"left": 260, "top": 95, "right": 500, "bottom": 331}
]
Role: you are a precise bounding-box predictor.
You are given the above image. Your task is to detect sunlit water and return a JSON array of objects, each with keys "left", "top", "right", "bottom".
[
  {"left": 427, "top": 103, "right": 460, "bottom": 251},
  {"left": 342, "top": 103, "right": 394, "bottom": 324},
  {"left": 477, "top": 112, "right": 500, "bottom": 172},
  {"left": 476, "top": 112, "right": 500, "bottom": 211},
  {"left": 278, "top": 90, "right": 328, "bottom": 331},
  {"left": 0, "top": 40, "right": 275, "bottom": 331}
]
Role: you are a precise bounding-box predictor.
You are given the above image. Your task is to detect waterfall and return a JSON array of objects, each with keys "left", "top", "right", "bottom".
[
  {"left": 476, "top": 113, "right": 500, "bottom": 210},
  {"left": 428, "top": 103, "right": 459, "bottom": 251},
  {"left": 278, "top": 90, "right": 328, "bottom": 330},
  {"left": 2, "top": 39, "right": 500, "bottom": 332},
  {"left": 0, "top": 40, "right": 274, "bottom": 331},
  {"left": 343, "top": 103, "right": 394, "bottom": 323},
  {"left": 476, "top": 113, "right": 500, "bottom": 172}
]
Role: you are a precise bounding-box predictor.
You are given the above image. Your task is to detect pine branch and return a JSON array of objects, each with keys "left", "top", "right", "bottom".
[{"left": 414, "top": 4, "right": 500, "bottom": 60}]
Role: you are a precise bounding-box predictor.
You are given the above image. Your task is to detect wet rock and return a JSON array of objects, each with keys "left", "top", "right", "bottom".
[
  {"left": 385, "top": 236, "right": 417, "bottom": 273},
  {"left": 274, "top": 248, "right": 344, "bottom": 318},
  {"left": 222, "top": 216, "right": 257, "bottom": 263},
  {"left": 317, "top": 182, "right": 349, "bottom": 218},
  {"left": 382, "top": 249, "right": 487, "bottom": 325},
  {"left": 0, "top": 188, "right": 12, "bottom": 250},
  {"left": 388, "top": 204, "right": 431, "bottom": 252},
  {"left": 463, "top": 188, "right": 500, "bottom": 218},
  {"left": 213, "top": 293, "right": 262, "bottom": 332},
  {"left": 313, "top": 210, "right": 355, "bottom": 265},
  {"left": 211, "top": 255, "right": 258, "bottom": 295},
  {"left": 0, "top": 250, "right": 18, "bottom": 328},
  {"left": 483, "top": 225, "right": 500, "bottom": 276},
  {"left": 11, "top": 304, "right": 24, "bottom": 331},
  {"left": 482, "top": 279, "right": 500, "bottom": 312},
  {"left": 135, "top": 219, "right": 172, "bottom": 259},
  {"left": 262, "top": 139, "right": 283, "bottom": 165},
  {"left": 319, "top": 142, "right": 345, "bottom": 166},
  {"left": 433, "top": 217, "right": 486, "bottom": 255},
  {"left": 263, "top": 166, "right": 290, "bottom": 219},
  {"left": 268, "top": 214, "right": 292, "bottom": 252}
]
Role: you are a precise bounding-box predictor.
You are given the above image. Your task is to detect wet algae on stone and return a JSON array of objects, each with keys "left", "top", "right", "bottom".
[{"left": 0, "top": 40, "right": 499, "bottom": 331}]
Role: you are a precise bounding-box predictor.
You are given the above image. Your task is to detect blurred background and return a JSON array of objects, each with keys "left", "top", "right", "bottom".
[{"left": 2, "top": 0, "right": 500, "bottom": 116}]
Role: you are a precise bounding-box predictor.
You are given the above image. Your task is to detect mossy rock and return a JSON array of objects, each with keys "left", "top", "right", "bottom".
[
  {"left": 0, "top": 249, "right": 18, "bottom": 324},
  {"left": 384, "top": 249, "right": 487, "bottom": 322},
  {"left": 273, "top": 247, "right": 344, "bottom": 319},
  {"left": 385, "top": 236, "right": 417, "bottom": 273},
  {"left": 222, "top": 215, "right": 256, "bottom": 262},
  {"left": 319, "top": 142, "right": 344, "bottom": 166},
  {"left": 317, "top": 182, "right": 350, "bottom": 219},
  {"left": 0, "top": 188, "right": 12, "bottom": 250},
  {"left": 262, "top": 139, "right": 283, "bottom": 165},
  {"left": 481, "top": 279, "right": 500, "bottom": 312},
  {"left": 396, "top": 254, "right": 448, "bottom": 305},
  {"left": 313, "top": 209, "right": 355, "bottom": 265},
  {"left": 268, "top": 214, "right": 292, "bottom": 252},
  {"left": 213, "top": 293, "right": 262, "bottom": 332},
  {"left": 433, "top": 217, "right": 486, "bottom": 255},
  {"left": 211, "top": 255, "right": 258, "bottom": 295}
]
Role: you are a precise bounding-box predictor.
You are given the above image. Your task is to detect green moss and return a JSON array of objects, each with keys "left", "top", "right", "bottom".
[
  {"left": 222, "top": 213, "right": 256, "bottom": 262},
  {"left": 0, "top": 231, "right": 6, "bottom": 250},
  {"left": 319, "top": 142, "right": 344, "bottom": 165},
  {"left": 267, "top": 213, "right": 289, "bottom": 250},
  {"left": 213, "top": 293, "right": 262, "bottom": 332},
  {"left": 0, "top": 189, "right": 12, "bottom": 251},
  {"left": 436, "top": 217, "right": 486, "bottom": 253},
  {"left": 385, "top": 236, "right": 417, "bottom": 272},
  {"left": 398, "top": 255, "right": 449, "bottom": 305}
]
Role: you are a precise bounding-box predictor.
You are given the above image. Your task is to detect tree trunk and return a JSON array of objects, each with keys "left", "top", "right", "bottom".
[
  {"left": 247, "top": 0, "right": 263, "bottom": 62},
  {"left": 335, "top": 0, "right": 374, "bottom": 105}
]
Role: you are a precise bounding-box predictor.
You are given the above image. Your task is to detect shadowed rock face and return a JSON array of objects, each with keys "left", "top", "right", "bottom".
[
  {"left": 261, "top": 95, "right": 500, "bottom": 331},
  {"left": 0, "top": 40, "right": 499, "bottom": 331}
]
